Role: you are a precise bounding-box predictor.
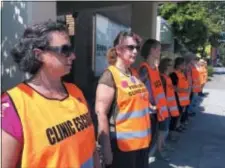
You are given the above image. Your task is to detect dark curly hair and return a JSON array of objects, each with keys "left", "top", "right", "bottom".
[
  {"left": 141, "top": 39, "right": 160, "bottom": 60},
  {"left": 11, "top": 20, "right": 68, "bottom": 75}
]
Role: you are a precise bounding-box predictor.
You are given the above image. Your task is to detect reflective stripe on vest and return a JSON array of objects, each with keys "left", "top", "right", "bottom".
[
  {"left": 179, "top": 96, "right": 190, "bottom": 101},
  {"left": 139, "top": 63, "right": 169, "bottom": 121},
  {"left": 111, "top": 128, "right": 151, "bottom": 140},
  {"left": 159, "top": 106, "right": 168, "bottom": 115},
  {"left": 108, "top": 65, "right": 151, "bottom": 152},
  {"left": 155, "top": 93, "right": 166, "bottom": 104},
  {"left": 116, "top": 107, "right": 149, "bottom": 122},
  {"left": 169, "top": 105, "right": 179, "bottom": 112},
  {"left": 7, "top": 83, "right": 96, "bottom": 168},
  {"left": 167, "top": 96, "right": 176, "bottom": 101}
]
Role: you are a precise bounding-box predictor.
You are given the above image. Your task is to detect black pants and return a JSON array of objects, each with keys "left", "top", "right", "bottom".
[
  {"left": 149, "top": 113, "right": 158, "bottom": 147},
  {"left": 181, "top": 106, "right": 189, "bottom": 123},
  {"left": 190, "top": 92, "right": 194, "bottom": 102},
  {"left": 109, "top": 139, "right": 149, "bottom": 168},
  {"left": 170, "top": 116, "right": 179, "bottom": 130}
]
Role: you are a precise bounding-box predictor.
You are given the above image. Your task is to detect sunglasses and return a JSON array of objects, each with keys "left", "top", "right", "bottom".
[
  {"left": 45, "top": 44, "right": 75, "bottom": 57},
  {"left": 123, "top": 45, "right": 140, "bottom": 51}
]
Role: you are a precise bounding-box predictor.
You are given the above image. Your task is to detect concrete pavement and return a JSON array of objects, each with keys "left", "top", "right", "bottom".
[{"left": 149, "top": 74, "right": 225, "bottom": 168}]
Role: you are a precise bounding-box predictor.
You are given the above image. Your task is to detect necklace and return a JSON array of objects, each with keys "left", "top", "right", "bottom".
[{"left": 115, "top": 66, "right": 131, "bottom": 77}]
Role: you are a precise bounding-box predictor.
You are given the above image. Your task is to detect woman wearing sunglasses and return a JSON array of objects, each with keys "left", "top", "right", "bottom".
[
  {"left": 95, "top": 31, "right": 151, "bottom": 168},
  {"left": 1, "top": 21, "right": 100, "bottom": 168}
]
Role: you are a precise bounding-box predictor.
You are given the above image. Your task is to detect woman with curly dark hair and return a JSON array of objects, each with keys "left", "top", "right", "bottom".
[{"left": 1, "top": 21, "right": 100, "bottom": 168}]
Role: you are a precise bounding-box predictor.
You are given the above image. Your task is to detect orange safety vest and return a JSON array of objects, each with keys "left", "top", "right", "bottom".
[
  {"left": 130, "top": 67, "right": 139, "bottom": 78},
  {"left": 191, "top": 66, "right": 202, "bottom": 93},
  {"left": 161, "top": 74, "right": 180, "bottom": 117},
  {"left": 7, "top": 83, "right": 96, "bottom": 168},
  {"left": 108, "top": 65, "right": 151, "bottom": 152},
  {"left": 174, "top": 70, "right": 190, "bottom": 107},
  {"left": 186, "top": 69, "right": 192, "bottom": 96},
  {"left": 139, "top": 62, "right": 169, "bottom": 122},
  {"left": 202, "top": 66, "right": 208, "bottom": 84},
  {"left": 199, "top": 66, "right": 205, "bottom": 85}
]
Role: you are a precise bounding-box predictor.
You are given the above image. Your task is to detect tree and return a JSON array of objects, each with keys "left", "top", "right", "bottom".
[{"left": 159, "top": 1, "right": 225, "bottom": 54}]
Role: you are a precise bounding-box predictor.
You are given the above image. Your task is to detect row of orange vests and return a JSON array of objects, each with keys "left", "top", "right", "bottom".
[{"left": 6, "top": 62, "right": 207, "bottom": 167}]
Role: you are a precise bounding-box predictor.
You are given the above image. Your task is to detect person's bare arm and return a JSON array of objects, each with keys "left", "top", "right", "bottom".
[
  {"left": 1, "top": 130, "right": 22, "bottom": 168},
  {"left": 95, "top": 84, "right": 115, "bottom": 165}
]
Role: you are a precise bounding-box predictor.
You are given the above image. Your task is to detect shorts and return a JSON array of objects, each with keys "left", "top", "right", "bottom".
[
  {"left": 158, "top": 117, "right": 170, "bottom": 131},
  {"left": 109, "top": 139, "right": 149, "bottom": 168}
]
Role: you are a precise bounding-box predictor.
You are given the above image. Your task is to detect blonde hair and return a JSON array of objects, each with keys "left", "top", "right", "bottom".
[{"left": 106, "top": 47, "right": 117, "bottom": 65}]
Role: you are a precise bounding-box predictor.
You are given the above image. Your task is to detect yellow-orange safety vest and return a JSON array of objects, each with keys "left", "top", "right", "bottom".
[
  {"left": 139, "top": 62, "right": 169, "bottom": 122},
  {"left": 7, "top": 82, "right": 96, "bottom": 168},
  {"left": 108, "top": 65, "right": 151, "bottom": 152}
]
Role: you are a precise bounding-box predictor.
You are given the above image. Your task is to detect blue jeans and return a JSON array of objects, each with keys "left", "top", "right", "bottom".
[
  {"left": 189, "top": 92, "right": 199, "bottom": 112},
  {"left": 158, "top": 117, "right": 171, "bottom": 138}
]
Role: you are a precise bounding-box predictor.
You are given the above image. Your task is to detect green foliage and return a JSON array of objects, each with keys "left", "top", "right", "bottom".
[
  {"left": 207, "top": 65, "right": 214, "bottom": 77},
  {"left": 218, "top": 43, "right": 225, "bottom": 66},
  {"left": 202, "top": 1, "right": 225, "bottom": 33},
  {"left": 159, "top": 1, "right": 225, "bottom": 52}
]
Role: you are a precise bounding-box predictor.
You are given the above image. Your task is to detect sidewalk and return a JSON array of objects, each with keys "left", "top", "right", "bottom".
[{"left": 149, "top": 74, "right": 225, "bottom": 168}]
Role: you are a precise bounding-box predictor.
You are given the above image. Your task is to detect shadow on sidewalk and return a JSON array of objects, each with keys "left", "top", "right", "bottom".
[{"left": 149, "top": 106, "right": 225, "bottom": 168}]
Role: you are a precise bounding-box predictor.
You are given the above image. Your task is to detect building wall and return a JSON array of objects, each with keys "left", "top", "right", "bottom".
[
  {"left": 1, "top": 1, "right": 56, "bottom": 92},
  {"left": 67, "top": 6, "right": 132, "bottom": 100},
  {"left": 1, "top": 1, "right": 158, "bottom": 96},
  {"left": 27, "top": 2, "right": 56, "bottom": 25},
  {"left": 131, "top": 2, "right": 158, "bottom": 67},
  {"left": 73, "top": 11, "right": 94, "bottom": 99},
  {"left": 1, "top": 1, "right": 28, "bottom": 92},
  {"left": 56, "top": 2, "right": 159, "bottom": 99}
]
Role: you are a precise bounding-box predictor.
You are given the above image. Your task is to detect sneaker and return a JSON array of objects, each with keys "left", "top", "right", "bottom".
[
  {"left": 188, "top": 112, "right": 196, "bottom": 117},
  {"left": 198, "top": 106, "right": 205, "bottom": 111}
]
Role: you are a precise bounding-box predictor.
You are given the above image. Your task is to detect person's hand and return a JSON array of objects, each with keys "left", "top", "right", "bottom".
[{"left": 150, "top": 105, "right": 157, "bottom": 111}]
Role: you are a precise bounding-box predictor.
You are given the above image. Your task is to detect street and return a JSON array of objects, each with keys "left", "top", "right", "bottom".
[{"left": 149, "top": 73, "right": 225, "bottom": 168}]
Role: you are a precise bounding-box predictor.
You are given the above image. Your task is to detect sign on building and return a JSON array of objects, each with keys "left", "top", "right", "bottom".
[{"left": 93, "top": 14, "right": 130, "bottom": 77}]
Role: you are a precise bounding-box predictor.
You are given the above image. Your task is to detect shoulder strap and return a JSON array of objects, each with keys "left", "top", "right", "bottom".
[
  {"left": 16, "top": 83, "right": 34, "bottom": 97},
  {"left": 139, "top": 62, "right": 152, "bottom": 82},
  {"left": 64, "top": 83, "right": 87, "bottom": 106},
  {"left": 160, "top": 74, "right": 167, "bottom": 94}
]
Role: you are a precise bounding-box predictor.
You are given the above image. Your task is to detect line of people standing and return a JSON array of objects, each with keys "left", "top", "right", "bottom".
[
  {"left": 95, "top": 32, "right": 208, "bottom": 167},
  {"left": 1, "top": 20, "right": 207, "bottom": 168}
]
